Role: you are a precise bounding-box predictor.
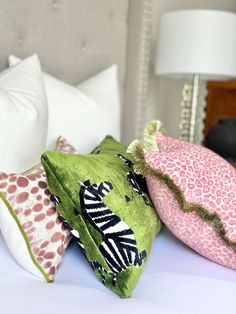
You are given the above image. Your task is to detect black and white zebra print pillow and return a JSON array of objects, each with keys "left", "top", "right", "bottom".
[{"left": 42, "top": 136, "right": 161, "bottom": 298}]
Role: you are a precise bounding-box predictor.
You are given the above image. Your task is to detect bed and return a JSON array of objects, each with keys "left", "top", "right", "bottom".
[{"left": 0, "top": 1, "right": 235, "bottom": 313}]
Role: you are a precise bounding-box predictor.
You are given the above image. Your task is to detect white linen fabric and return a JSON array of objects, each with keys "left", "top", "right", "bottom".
[
  {"left": 0, "top": 228, "right": 235, "bottom": 314},
  {"left": 9, "top": 56, "right": 121, "bottom": 153},
  {"left": 0, "top": 55, "right": 47, "bottom": 173}
]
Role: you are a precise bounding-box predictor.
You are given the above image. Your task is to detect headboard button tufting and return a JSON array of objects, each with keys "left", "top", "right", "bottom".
[
  {"left": 0, "top": 0, "right": 150, "bottom": 145},
  {"left": 53, "top": 0, "right": 59, "bottom": 9},
  {"left": 109, "top": 10, "right": 114, "bottom": 21},
  {"left": 18, "top": 38, "right": 24, "bottom": 46},
  {"left": 81, "top": 40, "right": 87, "bottom": 53}
]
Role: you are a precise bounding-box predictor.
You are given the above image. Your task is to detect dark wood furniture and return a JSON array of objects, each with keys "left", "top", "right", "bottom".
[
  {"left": 205, "top": 80, "right": 236, "bottom": 137},
  {"left": 205, "top": 80, "right": 236, "bottom": 169}
]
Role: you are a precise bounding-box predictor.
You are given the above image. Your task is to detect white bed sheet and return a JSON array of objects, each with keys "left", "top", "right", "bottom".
[{"left": 0, "top": 227, "right": 235, "bottom": 314}]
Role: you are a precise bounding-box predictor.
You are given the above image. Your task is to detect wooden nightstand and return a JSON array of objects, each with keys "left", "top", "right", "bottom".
[
  {"left": 204, "top": 81, "right": 236, "bottom": 167},
  {"left": 205, "top": 80, "right": 236, "bottom": 139},
  {"left": 231, "top": 162, "right": 236, "bottom": 169}
]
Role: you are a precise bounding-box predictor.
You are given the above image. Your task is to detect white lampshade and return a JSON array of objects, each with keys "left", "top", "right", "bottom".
[{"left": 155, "top": 10, "right": 236, "bottom": 80}]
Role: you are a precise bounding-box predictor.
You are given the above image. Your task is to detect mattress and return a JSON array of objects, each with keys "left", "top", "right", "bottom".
[{"left": 1, "top": 227, "right": 235, "bottom": 314}]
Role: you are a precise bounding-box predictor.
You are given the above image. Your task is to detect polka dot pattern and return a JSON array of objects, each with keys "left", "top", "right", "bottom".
[
  {"left": 0, "top": 136, "right": 76, "bottom": 281},
  {"left": 145, "top": 133, "right": 236, "bottom": 270}
]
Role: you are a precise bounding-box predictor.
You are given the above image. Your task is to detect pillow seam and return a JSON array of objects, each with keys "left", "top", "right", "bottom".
[
  {"left": 42, "top": 158, "right": 111, "bottom": 271},
  {"left": 0, "top": 192, "right": 52, "bottom": 283}
]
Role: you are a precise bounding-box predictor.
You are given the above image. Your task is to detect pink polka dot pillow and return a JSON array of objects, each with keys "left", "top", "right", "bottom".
[
  {"left": 128, "top": 121, "right": 236, "bottom": 270},
  {"left": 0, "top": 137, "right": 76, "bottom": 282}
]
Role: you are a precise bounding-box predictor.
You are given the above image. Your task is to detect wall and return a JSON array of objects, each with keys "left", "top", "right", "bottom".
[{"left": 148, "top": 0, "right": 236, "bottom": 138}]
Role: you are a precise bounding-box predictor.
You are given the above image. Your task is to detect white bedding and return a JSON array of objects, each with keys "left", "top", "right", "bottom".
[{"left": 1, "top": 227, "right": 235, "bottom": 314}]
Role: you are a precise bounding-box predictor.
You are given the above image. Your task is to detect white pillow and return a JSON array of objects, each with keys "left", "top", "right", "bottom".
[
  {"left": 9, "top": 55, "right": 121, "bottom": 153},
  {"left": 0, "top": 55, "right": 48, "bottom": 173}
]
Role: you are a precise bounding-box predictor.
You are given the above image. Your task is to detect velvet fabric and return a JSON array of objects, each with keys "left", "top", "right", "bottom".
[
  {"left": 41, "top": 136, "right": 161, "bottom": 297},
  {"left": 128, "top": 121, "right": 236, "bottom": 271}
]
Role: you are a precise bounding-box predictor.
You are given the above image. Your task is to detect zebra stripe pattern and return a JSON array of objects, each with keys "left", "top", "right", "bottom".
[
  {"left": 51, "top": 193, "right": 114, "bottom": 282},
  {"left": 117, "top": 153, "right": 133, "bottom": 168},
  {"left": 116, "top": 154, "right": 152, "bottom": 207},
  {"left": 50, "top": 194, "right": 86, "bottom": 253},
  {"left": 79, "top": 180, "right": 146, "bottom": 285},
  {"left": 126, "top": 172, "right": 152, "bottom": 206}
]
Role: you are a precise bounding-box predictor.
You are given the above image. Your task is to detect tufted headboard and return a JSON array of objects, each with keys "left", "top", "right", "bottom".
[{"left": 0, "top": 0, "right": 152, "bottom": 144}]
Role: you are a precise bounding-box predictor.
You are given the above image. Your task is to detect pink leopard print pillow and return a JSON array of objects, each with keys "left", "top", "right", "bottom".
[
  {"left": 129, "top": 121, "right": 236, "bottom": 270},
  {"left": 0, "top": 137, "right": 76, "bottom": 281}
]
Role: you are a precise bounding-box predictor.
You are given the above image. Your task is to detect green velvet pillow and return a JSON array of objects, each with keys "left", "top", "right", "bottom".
[{"left": 41, "top": 136, "right": 161, "bottom": 298}]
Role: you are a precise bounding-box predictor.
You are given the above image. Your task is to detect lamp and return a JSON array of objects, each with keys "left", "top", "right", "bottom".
[{"left": 155, "top": 10, "right": 236, "bottom": 143}]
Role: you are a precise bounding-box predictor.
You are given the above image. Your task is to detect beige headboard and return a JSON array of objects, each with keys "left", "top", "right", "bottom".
[{"left": 0, "top": 0, "right": 152, "bottom": 144}]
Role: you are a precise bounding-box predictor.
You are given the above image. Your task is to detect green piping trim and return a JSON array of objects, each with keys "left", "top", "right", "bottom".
[
  {"left": 55, "top": 136, "right": 62, "bottom": 151},
  {"left": 128, "top": 140, "right": 236, "bottom": 252},
  {"left": 0, "top": 137, "right": 65, "bottom": 281},
  {"left": 55, "top": 136, "right": 61, "bottom": 149},
  {"left": 0, "top": 192, "right": 53, "bottom": 283}
]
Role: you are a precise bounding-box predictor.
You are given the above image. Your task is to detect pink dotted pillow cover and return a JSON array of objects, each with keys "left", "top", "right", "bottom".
[
  {"left": 0, "top": 137, "right": 76, "bottom": 282},
  {"left": 128, "top": 121, "right": 236, "bottom": 270}
]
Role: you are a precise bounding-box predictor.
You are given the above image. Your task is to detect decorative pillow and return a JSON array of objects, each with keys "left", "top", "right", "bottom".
[
  {"left": 0, "top": 55, "right": 47, "bottom": 173},
  {"left": 9, "top": 55, "right": 121, "bottom": 153},
  {"left": 41, "top": 136, "right": 161, "bottom": 298},
  {"left": 128, "top": 120, "right": 236, "bottom": 270},
  {"left": 0, "top": 137, "right": 76, "bottom": 282}
]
